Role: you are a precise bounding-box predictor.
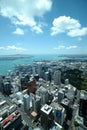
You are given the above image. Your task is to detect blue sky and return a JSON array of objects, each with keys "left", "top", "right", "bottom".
[{"left": 0, "top": 0, "right": 87, "bottom": 55}]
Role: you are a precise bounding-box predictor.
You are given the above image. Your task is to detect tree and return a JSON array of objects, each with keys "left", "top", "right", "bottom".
[{"left": 74, "top": 121, "right": 79, "bottom": 127}]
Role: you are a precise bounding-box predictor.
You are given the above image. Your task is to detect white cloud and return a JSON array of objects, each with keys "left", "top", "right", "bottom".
[
  {"left": 51, "top": 16, "right": 87, "bottom": 37},
  {"left": 0, "top": 47, "right": 5, "bottom": 50},
  {"left": 0, "top": 45, "right": 27, "bottom": 52},
  {"left": 0, "top": 0, "right": 52, "bottom": 34},
  {"left": 53, "top": 45, "right": 78, "bottom": 50},
  {"left": 54, "top": 45, "right": 65, "bottom": 50},
  {"left": 7, "top": 45, "right": 26, "bottom": 51},
  {"left": 31, "top": 26, "right": 43, "bottom": 34},
  {"left": 13, "top": 28, "right": 24, "bottom": 35},
  {"left": 66, "top": 46, "right": 77, "bottom": 49},
  {"left": 67, "top": 28, "right": 87, "bottom": 37}
]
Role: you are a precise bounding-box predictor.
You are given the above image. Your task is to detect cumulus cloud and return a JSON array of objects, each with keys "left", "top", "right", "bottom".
[
  {"left": 0, "top": 0, "right": 52, "bottom": 34},
  {"left": 53, "top": 45, "right": 77, "bottom": 50},
  {"left": 67, "top": 28, "right": 87, "bottom": 37},
  {"left": 51, "top": 16, "right": 87, "bottom": 37},
  {"left": 13, "top": 28, "right": 24, "bottom": 35},
  {"left": 0, "top": 45, "right": 27, "bottom": 52},
  {"left": 31, "top": 26, "right": 43, "bottom": 34}
]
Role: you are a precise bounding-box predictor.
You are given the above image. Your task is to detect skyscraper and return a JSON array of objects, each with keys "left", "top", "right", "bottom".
[
  {"left": 36, "top": 86, "right": 48, "bottom": 105},
  {"left": 23, "top": 94, "right": 30, "bottom": 112},
  {"left": 53, "top": 70, "right": 61, "bottom": 86},
  {"left": 58, "top": 90, "right": 65, "bottom": 103},
  {"left": 37, "top": 63, "right": 42, "bottom": 77},
  {"left": 41, "top": 104, "right": 53, "bottom": 130},
  {"left": 32, "top": 94, "right": 41, "bottom": 113},
  {"left": 79, "top": 90, "right": 87, "bottom": 127},
  {"left": 3, "top": 82, "right": 12, "bottom": 95}
]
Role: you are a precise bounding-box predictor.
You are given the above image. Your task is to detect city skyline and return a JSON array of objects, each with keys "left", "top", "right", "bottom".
[{"left": 0, "top": 0, "right": 87, "bottom": 55}]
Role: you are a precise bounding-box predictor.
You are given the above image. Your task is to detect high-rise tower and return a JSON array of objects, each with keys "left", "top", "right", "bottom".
[
  {"left": 23, "top": 94, "right": 30, "bottom": 112},
  {"left": 53, "top": 70, "right": 61, "bottom": 86},
  {"left": 79, "top": 90, "right": 87, "bottom": 127}
]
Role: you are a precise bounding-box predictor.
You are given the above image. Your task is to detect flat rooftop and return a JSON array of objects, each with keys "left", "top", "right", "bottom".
[
  {"left": 41, "top": 104, "right": 52, "bottom": 115},
  {"left": 61, "top": 98, "right": 70, "bottom": 106},
  {"left": 80, "top": 90, "right": 87, "bottom": 100}
]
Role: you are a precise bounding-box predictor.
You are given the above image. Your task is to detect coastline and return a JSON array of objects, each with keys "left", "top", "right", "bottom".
[{"left": 0, "top": 54, "right": 87, "bottom": 75}]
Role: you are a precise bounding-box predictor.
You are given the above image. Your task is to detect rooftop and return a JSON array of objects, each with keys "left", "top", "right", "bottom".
[
  {"left": 51, "top": 102, "right": 63, "bottom": 111},
  {"left": 1, "top": 110, "right": 20, "bottom": 126},
  {"left": 41, "top": 104, "right": 52, "bottom": 115},
  {"left": 80, "top": 90, "right": 87, "bottom": 100},
  {"left": 31, "top": 111, "right": 37, "bottom": 117},
  {"left": 61, "top": 98, "right": 70, "bottom": 106},
  {"left": 23, "top": 94, "right": 29, "bottom": 99}
]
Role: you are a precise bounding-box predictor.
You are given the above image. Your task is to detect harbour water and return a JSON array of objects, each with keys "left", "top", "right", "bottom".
[{"left": 0, "top": 54, "right": 67, "bottom": 75}]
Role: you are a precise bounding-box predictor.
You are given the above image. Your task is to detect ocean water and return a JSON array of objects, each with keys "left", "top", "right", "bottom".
[{"left": 0, "top": 54, "right": 66, "bottom": 75}]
